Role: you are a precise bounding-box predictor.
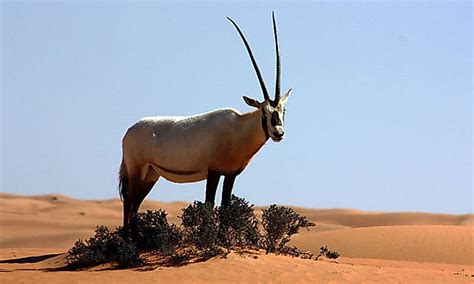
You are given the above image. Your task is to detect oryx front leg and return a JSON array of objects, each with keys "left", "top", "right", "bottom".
[
  {"left": 205, "top": 171, "right": 221, "bottom": 205},
  {"left": 222, "top": 174, "right": 237, "bottom": 206}
]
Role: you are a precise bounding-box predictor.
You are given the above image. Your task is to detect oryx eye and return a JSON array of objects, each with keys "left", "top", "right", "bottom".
[{"left": 271, "top": 111, "right": 282, "bottom": 126}]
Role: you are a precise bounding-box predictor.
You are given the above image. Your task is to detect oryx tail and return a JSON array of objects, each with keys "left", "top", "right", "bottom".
[{"left": 118, "top": 157, "right": 129, "bottom": 202}]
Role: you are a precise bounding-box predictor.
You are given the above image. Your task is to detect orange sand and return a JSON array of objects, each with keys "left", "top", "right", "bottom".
[{"left": 1, "top": 193, "right": 473, "bottom": 283}]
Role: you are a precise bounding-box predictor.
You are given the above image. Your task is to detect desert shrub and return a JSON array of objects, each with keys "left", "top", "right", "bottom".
[
  {"left": 67, "top": 196, "right": 326, "bottom": 269},
  {"left": 318, "top": 245, "right": 340, "bottom": 260},
  {"left": 180, "top": 201, "right": 222, "bottom": 257},
  {"left": 261, "top": 205, "right": 315, "bottom": 253},
  {"left": 66, "top": 226, "right": 141, "bottom": 269},
  {"left": 110, "top": 234, "right": 142, "bottom": 268},
  {"left": 66, "top": 226, "right": 112, "bottom": 268},
  {"left": 66, "top": 239, "right": 98, "bottom": 268},
  {"left": 326, "top": 250, "right": 340, "bottom": 259},
  {"left": 278, "top": 246, "right": 315, "bottom": 259},
  {"left": 218, "top": 195, "right": 260, "bottom": 249},
  {"left": 125, "top": 210, "right": 182, "bottom": 255}
]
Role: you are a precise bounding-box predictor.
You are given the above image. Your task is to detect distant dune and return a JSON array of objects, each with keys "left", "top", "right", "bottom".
[{"left": 0, "top": 193, "right": 473, "bottom": 283}]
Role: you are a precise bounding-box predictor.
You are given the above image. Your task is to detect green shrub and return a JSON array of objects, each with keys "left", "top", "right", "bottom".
[
  {"left": 278, "top": 245, "right": 314, "bottom": 259},
  {"left": 67, "top": 196, "right": 332, "bottom": 269},
  {"left": 218, "top": 195, "right": 260, "bottom": 249},
  {"left": 318, "top": 245, "right": 340, "bottom": 260},
  {"left": 110, "top": 234, "right": 142, "bottom": 268},
  {"left": 180, "top": 201, "right": 221, "bottom": 257},
  {"left": 66, "top": 226, "right": 141, "bottom": 269},
  {"left": 261, "top": 205, "right": 315, "bottom": 253},
  {"left": 126, "top": 210, "right": 182, "bottom": 255},
  {"left": 66, "top": 239, "right": 99, "bottom": 269}
]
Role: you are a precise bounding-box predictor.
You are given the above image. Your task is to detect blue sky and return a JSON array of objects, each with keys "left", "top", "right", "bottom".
[{"left": 1, "top": 1, "right": 472, "bottom": 213}]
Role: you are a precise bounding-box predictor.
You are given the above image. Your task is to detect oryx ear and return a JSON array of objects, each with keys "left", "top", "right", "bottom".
[
  {"left": 243, "top": 96, "right": 261, "bottom": 108},
  {"left": 279, "top": 89, "right": 292, "bottom": 105}
]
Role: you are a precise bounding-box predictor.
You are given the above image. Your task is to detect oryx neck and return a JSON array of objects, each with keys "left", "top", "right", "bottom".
[{"left": 241, "top": 109, "right": 269, "bottom": 147}]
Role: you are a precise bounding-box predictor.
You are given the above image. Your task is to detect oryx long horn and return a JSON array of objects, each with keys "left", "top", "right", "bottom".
[
  {"left": 227, "top": 17, "right": 270, "bottom": 102},
  {"left": 272, "top": 11, "right": 281, "bottom": 102}
]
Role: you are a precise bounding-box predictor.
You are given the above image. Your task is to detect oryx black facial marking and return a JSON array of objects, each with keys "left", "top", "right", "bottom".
[
  {"left": 261, "top": 111, "right": 270, "bottom": 140},
  {"left": 271, "top": 110, "right": 282, "bottom": 127}
]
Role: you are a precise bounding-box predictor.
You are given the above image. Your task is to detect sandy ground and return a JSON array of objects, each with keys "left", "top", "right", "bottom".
[{"left": 0, "top": 193, "right": 473, "bottom": 283}]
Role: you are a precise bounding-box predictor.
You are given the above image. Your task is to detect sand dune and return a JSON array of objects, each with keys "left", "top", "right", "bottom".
[
  {"left": 291, "top": 225, "right": 474, "bottom": 265},
  {"left": 290, "top": 207, "right": 473, "bottom": 227},
  {"left": 0, "top": 193, "right": 473, "bottom": 282},
  {"left": 0, "top": 249, "right": 473, "bottom": 283}
]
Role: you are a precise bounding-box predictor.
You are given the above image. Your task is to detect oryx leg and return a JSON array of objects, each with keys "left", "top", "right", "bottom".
[
  {"left": 205, "top": 171, "right": 221, "bottom": 205},
  {"left": 131, "top": 167, "right": 160, "bottom": 216},
  {"left": 123, "top": 164, "right": 158, "bottom": 226},
  {"left": 221, "top": 174, "right": 237, "bottom": 206},
  {"left": 123, "top": 197, "right": 132, "bottom": 227},
  {"left": 129, "top": 181, "right": 156, "bottom": 218},
  {"left": 123, "top": 175, "right": 140, "bottom": 226},
  {"left": 130, "top": 166, "right": 159, "bottom": 216}
]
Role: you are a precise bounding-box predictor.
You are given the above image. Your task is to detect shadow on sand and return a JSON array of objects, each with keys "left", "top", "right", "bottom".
[{"left": 0, "top": 253, "right": 62, "bottom": 264}]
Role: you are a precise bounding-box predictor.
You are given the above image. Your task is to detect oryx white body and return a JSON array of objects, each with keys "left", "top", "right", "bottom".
[
  {"left": 122, "top": 108, "right": 266, "bottom": 184},
  {"left": 119, "top": 12, "right": 293, "bottom": 226}
]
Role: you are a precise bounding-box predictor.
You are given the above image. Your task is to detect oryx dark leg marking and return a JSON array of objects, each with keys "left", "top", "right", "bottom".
[
  {"left": 222, "top": 174, "right": 237, "bottom": 206},
  {"left": 131, "top": 180, "right": 156, "bottom": 217},
  {"left": 124, "top": 177, "right": 141, "bottom": 226},
  {"left": 132, "top": 166, "right": 159, "bottom": 214},
  {"left": 123, "top": 198, "right": 132, "bottom": 226},
  {"left": 205, "top": 171, "right": 221, "bottom": 205}
]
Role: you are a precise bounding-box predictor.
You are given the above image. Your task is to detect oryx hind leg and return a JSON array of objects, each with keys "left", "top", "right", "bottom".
[
  {"left": 130, "top": 165, "right": 159, "bottom": 216},
  {"left": 123, "top": 163, "right": 159, "bottom": 226}
]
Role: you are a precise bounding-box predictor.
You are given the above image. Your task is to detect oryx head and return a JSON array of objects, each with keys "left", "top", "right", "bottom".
[{"left": 228, "top": 12, "right": 292, "bottom": 142}]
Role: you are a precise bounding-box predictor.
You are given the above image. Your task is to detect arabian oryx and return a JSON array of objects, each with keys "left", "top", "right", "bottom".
[{"left": 119, "top": 12, "right": 293, "bottom": 226}]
